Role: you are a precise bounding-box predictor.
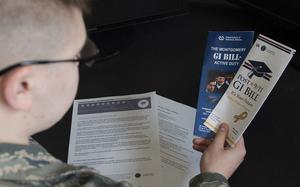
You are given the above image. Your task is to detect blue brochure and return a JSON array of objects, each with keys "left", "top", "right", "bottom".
[{"left": 194, "top": 31, "right": 254, "bottom": 138}]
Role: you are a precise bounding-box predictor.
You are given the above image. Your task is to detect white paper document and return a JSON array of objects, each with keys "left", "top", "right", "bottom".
[
  {"left": 157, "top": 95, "right": 201, "bottom": 187},
  {"left": 68, "top": 92, "right": 162, "bottom": 186},
  {"left": 68, "top": 92, "right": 201, "bottom": 187}
]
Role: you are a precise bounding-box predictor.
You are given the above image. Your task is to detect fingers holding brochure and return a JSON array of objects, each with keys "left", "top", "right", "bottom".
[
  {"left": 192, "top": 138, "right": 212, "bottom": 152},
  {"left": 193, "top": 123, "right": 246, "bottom": 180}
]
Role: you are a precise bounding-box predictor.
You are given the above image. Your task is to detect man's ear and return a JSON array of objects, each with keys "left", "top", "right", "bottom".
[{"left": 1, "top": 66, "right": 33, "bottom": 111}]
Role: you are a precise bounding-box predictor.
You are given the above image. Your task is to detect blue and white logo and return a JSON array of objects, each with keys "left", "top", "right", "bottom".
[{"left": 218, "top": 36, "right": 225, "bottom": 41}]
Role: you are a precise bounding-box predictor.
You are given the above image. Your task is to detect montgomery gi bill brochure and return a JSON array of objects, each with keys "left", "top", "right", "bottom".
[{"left": 193, "top": 31, "right": 254, "bottom": 139}]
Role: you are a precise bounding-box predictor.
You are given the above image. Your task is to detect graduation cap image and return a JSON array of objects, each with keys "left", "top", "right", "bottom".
[{"left": 243, "top": 60, "right": 272, "bottom": 81}]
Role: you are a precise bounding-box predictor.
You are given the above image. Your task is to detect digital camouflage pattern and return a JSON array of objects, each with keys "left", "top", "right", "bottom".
[
  {"left": 0, "top": 141, "right": 133, "bottom": 187},
  {"left": 189, "top": 172, "right": 229, "bottom": 187},
  {"left": 0, "top": 141, "right": 229, "bottom": 187}
]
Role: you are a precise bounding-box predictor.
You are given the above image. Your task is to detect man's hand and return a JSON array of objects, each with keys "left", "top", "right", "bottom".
[{"left": 192, "top": 123, "right": 246, "bottom": 179}]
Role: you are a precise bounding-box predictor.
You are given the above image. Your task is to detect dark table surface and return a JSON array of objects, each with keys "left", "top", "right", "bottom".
[{"left": 34, "top": 1, "right": 300, "bottom": 186}]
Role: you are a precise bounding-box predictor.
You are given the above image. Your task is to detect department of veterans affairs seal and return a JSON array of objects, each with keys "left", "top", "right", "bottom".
[{"left": 138, "top": 99, "right": 149, "bottom": 108}]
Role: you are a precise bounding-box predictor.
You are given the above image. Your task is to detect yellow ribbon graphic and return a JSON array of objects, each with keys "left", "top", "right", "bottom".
[{"left": 233, "top": 112, "right": 248, "bottom": 123}]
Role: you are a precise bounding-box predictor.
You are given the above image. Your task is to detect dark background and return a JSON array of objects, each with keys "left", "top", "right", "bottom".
[
  {"left": 84, "top": 0, "right": 184, "bottom": 29},
  {"left": 34, "top": 0, "right": 300, "bottom": 186}
]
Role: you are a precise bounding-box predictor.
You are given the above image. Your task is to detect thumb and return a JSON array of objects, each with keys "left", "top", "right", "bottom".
[{"left": 211, "top": 123, "right": 228, "bottom": 149}]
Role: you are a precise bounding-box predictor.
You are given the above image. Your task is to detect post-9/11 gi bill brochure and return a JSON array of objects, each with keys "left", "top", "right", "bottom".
[
  {"left": 194, "top": 31, "right": 254, "bottom": 139},
  {"left": 204, "top": 34, "right": 296, "bottom": 146}
]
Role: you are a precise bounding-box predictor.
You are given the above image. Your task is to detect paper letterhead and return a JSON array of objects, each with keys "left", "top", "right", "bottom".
[
  {"left": 204, "top": 34, "right": 296, "bottom": 146},
  {"left": 194, "top": 31, "right": 254, "bottom": 139}
]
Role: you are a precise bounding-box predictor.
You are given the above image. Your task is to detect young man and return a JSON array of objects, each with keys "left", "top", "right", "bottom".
[
  {"left": 206, "top": 81, "right": 216, "bottom": 93},
  {"left": 0, "top": 0, "right": 246, "bottom": 186},
  {"left": 213, "top": 76, "right": 229, "bottom": 94}
]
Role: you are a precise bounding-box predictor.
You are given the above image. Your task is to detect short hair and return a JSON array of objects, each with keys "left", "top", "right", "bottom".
[{"left": 0, "top": 0, "right": 88, "bottom": 67}]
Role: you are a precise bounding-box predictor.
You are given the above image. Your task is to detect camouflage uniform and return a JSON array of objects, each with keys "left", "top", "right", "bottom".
[
  {"left": 189, "top": 173, "right": 229, "bottom": 187},
  {"left": 0, "top": 142, "right": 229, "bottom": 187}
]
